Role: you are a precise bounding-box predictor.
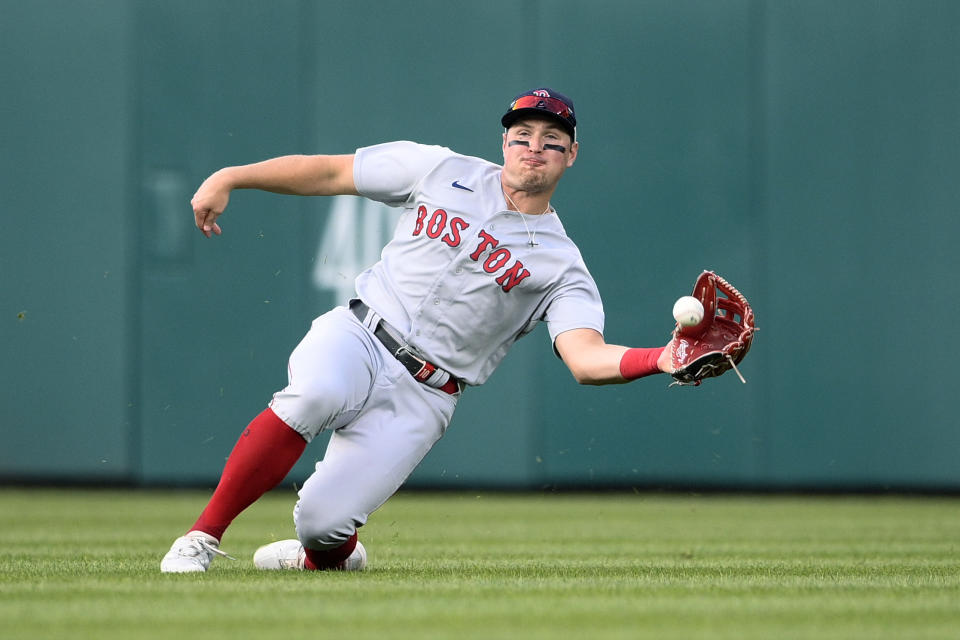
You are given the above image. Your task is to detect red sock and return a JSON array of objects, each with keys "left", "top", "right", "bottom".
[
  {"left": 303, "top": 532, "right": 358, "bottom": 571},
  {"left": 189, "top": 408, "right": 306, "bottom": 541}
]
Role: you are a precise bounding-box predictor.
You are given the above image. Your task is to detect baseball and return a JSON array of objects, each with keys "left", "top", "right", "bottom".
[{"left": 673, "top": 296, "right": 704, "bottom": 327}]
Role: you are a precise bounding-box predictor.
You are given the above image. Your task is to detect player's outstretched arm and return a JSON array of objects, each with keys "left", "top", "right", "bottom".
[
  {"left": 191, "top": 154, "right": 359, "bottom": 237},
  {"left": 555, "top": 328, "right": 671, "bottom": 386}
]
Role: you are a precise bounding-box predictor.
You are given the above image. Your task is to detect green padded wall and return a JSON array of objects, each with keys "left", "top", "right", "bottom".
[
  {"left": 2, "top": 0, "right": 958, "bottom": 490},
  {"left": 1, "top": 1, "right": 136, "bottom": 480}
]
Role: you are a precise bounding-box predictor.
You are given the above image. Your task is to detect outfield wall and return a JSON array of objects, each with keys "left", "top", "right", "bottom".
[{"left": 2, "top": 1, "right": 958, "bottom": 490}]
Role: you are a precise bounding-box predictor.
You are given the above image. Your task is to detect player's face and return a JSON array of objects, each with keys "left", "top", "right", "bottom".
[{"left": 501, "top": 118, "right": 578, "bottom": 193}]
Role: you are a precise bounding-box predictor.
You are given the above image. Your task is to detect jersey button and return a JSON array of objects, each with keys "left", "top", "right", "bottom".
[
  {"left": 455, "top": 267, "right": 463, "bottom": 274},
  {"left": 434, "top": 298, "right": 440, "bottom": 305}
]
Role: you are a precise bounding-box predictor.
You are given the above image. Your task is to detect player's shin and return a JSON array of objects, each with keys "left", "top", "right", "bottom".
[{"left": 189, "top": 408, "right": 306, "bottom": 541}]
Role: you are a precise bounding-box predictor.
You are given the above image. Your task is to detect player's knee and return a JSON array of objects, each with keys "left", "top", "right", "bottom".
[
  {"left": 293, "top": 498, "right": 364, "bottom": 549},
  {"left": 282, "top": 373, "right": 361, "bottom": 429}
]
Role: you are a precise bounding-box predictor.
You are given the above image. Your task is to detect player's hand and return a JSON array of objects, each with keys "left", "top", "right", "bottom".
[
  {"left": 657, "top": 342, "right": 674, "bottom": 374},
  {"left": 191, "top": 171, "right": 232, "bottom": 237}
]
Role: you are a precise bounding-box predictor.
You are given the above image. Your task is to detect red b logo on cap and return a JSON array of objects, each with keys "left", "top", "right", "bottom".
[{"left": 532, "top": 89, "right": 550, "bottom": 97}]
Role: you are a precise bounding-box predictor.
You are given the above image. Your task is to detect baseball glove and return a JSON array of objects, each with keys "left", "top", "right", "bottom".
[{"left": 669, "top": 271, "right": 755, "bottom": 386}]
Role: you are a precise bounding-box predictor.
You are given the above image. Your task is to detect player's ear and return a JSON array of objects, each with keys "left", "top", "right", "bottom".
[
  {"left": 501, "top": 130, "right": 509, "bottom": 157},
  {"left": 566, "top": 140, "right": 579, "bottom": 167}
]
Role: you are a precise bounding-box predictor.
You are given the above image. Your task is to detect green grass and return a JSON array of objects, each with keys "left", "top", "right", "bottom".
[{"left": 1, "top": 489, "right": 958, "bottom": 639}]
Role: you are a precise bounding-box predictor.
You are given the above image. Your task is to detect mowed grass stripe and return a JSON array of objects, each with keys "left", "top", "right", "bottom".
[{"left": 0, "top": 489, "right": 957, "bottom": 639}]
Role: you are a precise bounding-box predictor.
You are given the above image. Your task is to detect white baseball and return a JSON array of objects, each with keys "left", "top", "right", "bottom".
[{"left": 672, "top": 296, "right": 704, "bottom": 327}]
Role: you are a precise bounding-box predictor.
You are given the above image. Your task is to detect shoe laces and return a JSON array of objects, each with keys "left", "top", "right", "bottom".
[{"left": 184, "top": 536, "right": 237, "bottom": 561}]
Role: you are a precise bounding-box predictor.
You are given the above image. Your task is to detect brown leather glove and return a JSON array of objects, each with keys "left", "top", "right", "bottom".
[{"left": 669, "top": 271, "right": 756, "bottom": 386}]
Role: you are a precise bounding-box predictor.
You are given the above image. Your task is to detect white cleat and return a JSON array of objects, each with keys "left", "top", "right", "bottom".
[
  {"left": 253, "top": 539, "right": 367, "bottom": 571},
  {"left": 160, "top": 531, "right": 234, "bottom": 573},
  {"left": 253, "top": 539, "right": 305, "bottom": 570},
  {"left": 342, "top": 541, "right": 367, "bottom": 571}
]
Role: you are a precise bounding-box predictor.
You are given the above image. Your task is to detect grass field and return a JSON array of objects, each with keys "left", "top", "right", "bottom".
[{"left": 0, "top": 488, "right": 958, "bottom": 639}]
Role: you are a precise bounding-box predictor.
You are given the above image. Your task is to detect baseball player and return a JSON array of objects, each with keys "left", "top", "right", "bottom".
[{"left": 160, "top": 88, "right": 672, "bottom": 573}]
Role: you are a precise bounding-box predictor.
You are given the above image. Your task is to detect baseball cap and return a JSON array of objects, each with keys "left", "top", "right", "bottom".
[{"left": 501, "top": 88, "right": 577, "bottom": 140}]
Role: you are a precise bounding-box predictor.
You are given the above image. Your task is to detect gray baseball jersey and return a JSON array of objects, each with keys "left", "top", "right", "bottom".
[{"left": 353, "top": 141, "right": 604, "bottom": 386}]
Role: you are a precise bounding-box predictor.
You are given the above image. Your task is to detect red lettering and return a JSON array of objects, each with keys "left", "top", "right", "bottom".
[
  {"left": 496, "top": 260, "right": 531, "bottom": 292},
  {"left": 411, "top": 216, "right": 531, "bottom": 293},
  {"left": 442, "top": 217, "right": 469, "bottom": 248},
  {"left": 484, "top": 248, "right": 511, "bottom": 273},
  {"left": 470, "top": 230, "right": 499, "bottom": 260},
  {"left": 413, "top": 205, "right": 428, "bottom": 236},
  {"left": 426, "top": 208, "right": 447, "bottom": 239}
]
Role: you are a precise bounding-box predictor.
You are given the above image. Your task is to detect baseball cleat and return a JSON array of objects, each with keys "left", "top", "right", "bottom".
[
  {"left": 253, "top": 539, "right": 367, "bottom": 571},
  {"left": 253, "top": 539, "right": 305, "bottom": 570},
  {"left": 160, "top": 531, "right": 234, "bottom": 573},
  {"left": 341, "top": 540, "right": 367, "bottom": 571}
]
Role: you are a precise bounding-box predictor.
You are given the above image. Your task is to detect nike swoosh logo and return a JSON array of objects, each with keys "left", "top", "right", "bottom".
[{"left": 451, "top": 180, "right": 474, "bottom": 192}]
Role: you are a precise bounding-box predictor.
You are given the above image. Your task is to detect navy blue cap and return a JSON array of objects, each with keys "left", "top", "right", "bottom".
[{"left": 501, "top": 88, "right": 577, "bottom": 140}]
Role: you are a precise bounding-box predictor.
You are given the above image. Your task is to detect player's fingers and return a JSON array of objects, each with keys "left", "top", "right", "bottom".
[
  {"left": 194, "top": 212, "right": 204, "bottom": 234},
  {"left": 194, "top": 207, "right": 221, "bottom": 238},
  {"left": 192, "top": 186, "right": 229, "bottom": 237},
  {"left": 192, "top": 201, "right": 208, "bottom": 230},
  {"left": 202, "top": 217, "right": 220, "bottom": 238}
]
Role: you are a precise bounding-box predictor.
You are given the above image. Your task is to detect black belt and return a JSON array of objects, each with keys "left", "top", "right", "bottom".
[{"left": 349, "top": 300, "right": 462, "bottom": 395}]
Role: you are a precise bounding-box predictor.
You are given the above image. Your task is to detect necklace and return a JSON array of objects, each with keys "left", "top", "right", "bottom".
[{"left": 502, "top": 189, "right": 551, "bottom": 247}]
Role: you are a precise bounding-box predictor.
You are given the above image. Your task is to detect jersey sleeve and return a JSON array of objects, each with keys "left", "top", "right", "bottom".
[
  {"left": 353, "top": 141, "right": 452, "bottom": 206},
  {"left": 544, "top": 257, "right": 605, "bottom": 346}
]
